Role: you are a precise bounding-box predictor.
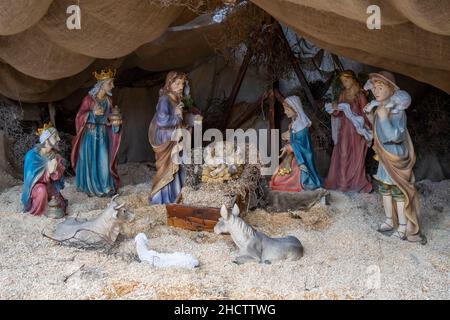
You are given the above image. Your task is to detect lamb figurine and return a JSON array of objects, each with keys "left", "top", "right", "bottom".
[{"left": 135, "top": 233, "right": 199, "bottom": 269}]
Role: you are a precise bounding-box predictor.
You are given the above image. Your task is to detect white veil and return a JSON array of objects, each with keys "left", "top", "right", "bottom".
[{"left": 284, "top": 96, "right": 312, "bottom": 133}]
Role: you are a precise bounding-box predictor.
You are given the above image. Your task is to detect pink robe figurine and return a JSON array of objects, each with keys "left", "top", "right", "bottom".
[{"left": 324, "top": 71, "right": 372, "bottom": 193}]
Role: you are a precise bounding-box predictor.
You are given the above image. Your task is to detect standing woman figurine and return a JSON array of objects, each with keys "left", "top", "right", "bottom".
[
  {"left": 324, "top": 70, "right": 372, "bottom": 193},
  {"left": 148, "top": 71, "right": 201, "bottom": 204},
  {"left": 71, "top": 69, "right": 122, "bottom": 197},
  {"left": 270, "top": 96, "right": 322, "bottom": 192}
]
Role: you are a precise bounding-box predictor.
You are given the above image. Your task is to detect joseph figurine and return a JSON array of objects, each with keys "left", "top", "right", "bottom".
[{"left": 148, "top": 71, "right": 201, "bottom": 204}]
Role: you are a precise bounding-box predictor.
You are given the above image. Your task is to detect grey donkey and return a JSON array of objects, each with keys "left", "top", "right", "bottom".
[
  {"left": 214, "top": 204, "right": 304, "bottom": 264},
  {"left": 47, "top": 195, "right": 134, "bottom": 249}
]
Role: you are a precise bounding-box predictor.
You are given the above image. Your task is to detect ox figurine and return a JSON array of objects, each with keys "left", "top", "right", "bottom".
[
  {"left": 48, "top": 195, "right": 134, "bottom": 249},
  {"left": 214, "top": 204, "right": 304, "bottom": 264}
]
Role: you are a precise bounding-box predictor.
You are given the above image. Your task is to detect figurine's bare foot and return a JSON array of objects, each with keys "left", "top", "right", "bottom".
[
  {"left": 377, "top": 217, "right": 394, "bottom": 233},
  {"left": 391, "top": 224, "right": 407, "bottom": 240}
]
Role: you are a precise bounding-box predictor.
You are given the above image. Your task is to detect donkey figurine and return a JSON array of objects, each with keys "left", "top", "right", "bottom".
[{"left": 214, "top": 204, "right": 304, "bottom": 264}]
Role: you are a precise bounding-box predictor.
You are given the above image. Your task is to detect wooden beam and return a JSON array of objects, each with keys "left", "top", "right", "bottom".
[
  {"left": 274, "top": 22, "right": 317, "bottom": 110},
  {"left": 331, "top": 54, "right": 344, "bottom": 72},
  {"left": 274, "top": 88, "right": 285, "bottom": 105},
  {"left": 226, "top": 98, "right": 262, "bottom": 129},
  {"left": 222, "top": 47, "right": 253, "bottom": 131},
  {"left": 268, "top": 89, "right": 276, "bottom": 130}
]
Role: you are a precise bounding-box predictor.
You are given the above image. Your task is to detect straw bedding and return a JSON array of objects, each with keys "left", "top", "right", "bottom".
[{"left": 0, "top": 163, "right": 448, "bottom": 299}]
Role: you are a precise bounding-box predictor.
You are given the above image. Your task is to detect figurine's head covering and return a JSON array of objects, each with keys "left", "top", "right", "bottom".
[
  {"left": 284, "top": 96, "right": 312, "bottom": 133},
  {"left": 160, "top": 71, "right": 188, "bottom": 97},
  {"left": 93, "top": 69, "right": 116, "bottom": 82},
  {"left": 364, "top": 71, "right": 410, "bottom": 114},
  {"left": 89, "top": 68, "right": 116, "bottom": 98},
  {"left": 36, "top": 122, "right": 58, "bottom": 144},
  {"left": 368, "top": 71, "right": 399, "bottom": 91}
]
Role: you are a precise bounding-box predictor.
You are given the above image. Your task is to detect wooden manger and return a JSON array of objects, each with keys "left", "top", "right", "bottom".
[
  {"left": 166, "top": 193, "right": 249, "bottom": 232},
  {"left": 166, "top": 162, "right": 260, "bottom": 232}
]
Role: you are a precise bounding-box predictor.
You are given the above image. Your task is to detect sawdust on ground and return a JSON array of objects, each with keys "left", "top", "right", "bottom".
[{"left": 0, "top": 163, "right": 448, "bottom": 300}]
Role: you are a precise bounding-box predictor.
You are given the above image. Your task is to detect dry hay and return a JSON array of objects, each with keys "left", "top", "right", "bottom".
[
  {"left": 148, "top": 0, "right": 225, "bottom": 14},
  {"left": 182, "top": 163, "right": 262, "bottom": 208},
  {"left": 120, "top": 206, "right": 167, "bottom": 239},
  {"left": 245, "top": 204, "right": 331, "bottom": 235},
  {"left": 118, "top": 162, "right": 154, "bottom": 187},
  {"left": 0, "top": 162, "right": 449, "bottom": 300},
  {"left": 207, "top": 2, "right": 294, "bottom": 84},
  {"left": 290, "top": 204, "right": 332, "bottom": 231}
]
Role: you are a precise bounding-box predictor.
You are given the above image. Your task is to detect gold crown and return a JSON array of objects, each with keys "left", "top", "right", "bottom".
[
  {"left": 36, "top": 122, "right": 54, "bottom": 137},
  {"left": 93, "top": 68, "right": 116, "bottom": 81}
]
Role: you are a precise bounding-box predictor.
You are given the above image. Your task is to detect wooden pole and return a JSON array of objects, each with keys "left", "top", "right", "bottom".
[
  {"left": 331, "top": 54, "right": 344, "bottom": 72},
  {"left": 227, "top": 98, "right": 262, "bottom": 129},
  {"left": 222, "top": 47, "right": 253, "bottom": 131},
  {"left": 268, "top": 89, "right": 276, "bottom": 130},
  {"left": 274, "top": 22, "right": 317, "bottom": 110},
  {"left": 274, "top": 88, "right": 285, "bottom": 105}
]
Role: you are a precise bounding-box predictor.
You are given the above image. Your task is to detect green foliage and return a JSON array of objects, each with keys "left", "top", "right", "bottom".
[{"left": 181, "top": 95, "right": 195, "bottom": 111}]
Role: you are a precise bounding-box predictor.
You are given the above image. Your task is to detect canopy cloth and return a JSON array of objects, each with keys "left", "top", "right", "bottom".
[{"left": 0, "top": 0, "right": 448, "bottom": 103}]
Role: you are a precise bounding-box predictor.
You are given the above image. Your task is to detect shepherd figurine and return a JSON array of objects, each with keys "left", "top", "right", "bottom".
[{"left": 364, "top": 71, "right": 425, "bottom": 243}]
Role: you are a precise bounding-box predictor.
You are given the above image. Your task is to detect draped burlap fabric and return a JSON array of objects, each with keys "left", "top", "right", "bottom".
[
  {"left": 37, "top": 0, "right": 183, "bottom": 59},
  {"left": 252, "top": 0, "right": 450, "bottom": 93},
  {"left": 0, "top": 27, "right": 95, "bottom": 80},
  {"left": 0, "top": 58, "right": 123, "bottom": 103},
  {"left": 373, "top": 116, "right": 422, "bottom": 242},
  {"left": 0, "top": 0, "right": 184, "bottom": 85},
  {"left": 0, "top": 0, "right": 53, "bottom": 36},
  {"left": 0, "top": 0, "right": 449, "bottom": 103},
  {"left": 135, "top": 19, "right": 220, "bottom": 72}
]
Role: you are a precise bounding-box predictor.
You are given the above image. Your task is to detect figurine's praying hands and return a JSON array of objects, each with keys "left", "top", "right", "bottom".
[{"left": 47, "top": 158, "right": 58, "bottom": 175}]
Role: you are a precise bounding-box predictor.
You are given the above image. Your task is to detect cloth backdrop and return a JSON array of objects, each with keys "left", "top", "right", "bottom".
[{"left": 0, "top": 0, "right": 449, "bottom": 103}]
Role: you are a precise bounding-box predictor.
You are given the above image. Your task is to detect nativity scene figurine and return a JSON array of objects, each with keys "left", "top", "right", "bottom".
[
  {"left": 269, "top": 96, "right": 322, "bottom": 192},
  {"left": 148, "top": 71, "right": 202, "bottom": 204},
  {"left": 324, "top": 70, "right": 372, "bottom": 193},
  {"left": 21, "top": 123, "right": 67, "bottom": 217},
  {"left": 71, "top": 69, "right": 123, "bottom": 198},
  {"left": 364, "top": 71, "right": 424, "bottom": 243}
]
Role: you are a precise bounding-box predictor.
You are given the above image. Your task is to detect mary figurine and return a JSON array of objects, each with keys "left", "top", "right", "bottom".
[{"left": 270, "top": 96, "right": 322, "bottom": 192}]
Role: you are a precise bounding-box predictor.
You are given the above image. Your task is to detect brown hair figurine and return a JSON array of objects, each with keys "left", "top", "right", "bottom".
[
  {"left": 148, "top": 70, "right": 200, "bottom": 205},
  {"left": 160, "top": 71, "right": 188, "bottom": 98},
  {"left": 324, "top": 70, "right": 373, "bottom": 193}
]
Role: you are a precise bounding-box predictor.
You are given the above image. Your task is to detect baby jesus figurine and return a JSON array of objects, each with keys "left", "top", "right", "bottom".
[{"left": 269, "top": 96, "right": 322, "bottom": 192}]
